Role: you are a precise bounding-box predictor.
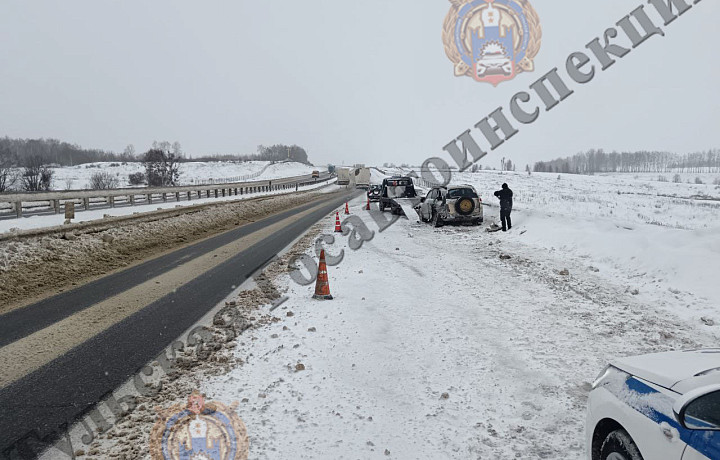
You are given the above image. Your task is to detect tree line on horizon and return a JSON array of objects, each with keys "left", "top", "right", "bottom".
[
  {"left": 533, "top": 149, "right": 720, "bottom": 174},
  {"left": 0, "top": 137, "right": 312, "bottom": 192},
  {"left": 0, "top": 137, "right": 311, "bottom": 167}
]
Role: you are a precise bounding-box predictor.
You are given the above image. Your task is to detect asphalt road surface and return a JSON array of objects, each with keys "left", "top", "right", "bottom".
[{"left": 0, "top": 189, "right": 355, "bottom": 459}]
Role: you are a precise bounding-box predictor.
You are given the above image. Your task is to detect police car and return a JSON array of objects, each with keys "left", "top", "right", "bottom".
[{"left": 587, "top": 349, "right": 720, "bottom": 460}]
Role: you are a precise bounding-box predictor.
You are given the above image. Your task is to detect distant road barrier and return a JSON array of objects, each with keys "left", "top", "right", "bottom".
[{"left": 0, "top": 173, "right": 333, "bottom": 219}]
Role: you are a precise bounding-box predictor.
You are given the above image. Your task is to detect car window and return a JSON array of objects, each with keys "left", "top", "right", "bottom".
[
  {"left": 447, "top": 188, "right": 478, "bottom": 199},
  {"left": 387, "top": 185, "right": 412, "bottom": 198},
  {"left": 685, "top": 390, "right": 720, "bottom": 430}
]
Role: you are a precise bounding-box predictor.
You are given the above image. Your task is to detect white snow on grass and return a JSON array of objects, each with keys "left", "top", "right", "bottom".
[
  {"left": 443, "top": 170, "right": 720, "bottom": 326},
  {"left": 15, "top": 160, "right": 318, "bottom": 190},
  {"left": 200, "top": 192, "right": 718, "bottom": 459},
  {"left": 369, "top": 168, "right": 720, "bottom": 320}
]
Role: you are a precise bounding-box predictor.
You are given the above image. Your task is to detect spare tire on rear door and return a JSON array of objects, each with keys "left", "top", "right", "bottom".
[{"left": 455, "top": 197, "right": 475, "bottom": 216}]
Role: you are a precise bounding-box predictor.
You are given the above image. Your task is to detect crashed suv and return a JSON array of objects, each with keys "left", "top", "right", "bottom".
[{"left": 416, "top": 185, "right": 483, "bottom": 227}]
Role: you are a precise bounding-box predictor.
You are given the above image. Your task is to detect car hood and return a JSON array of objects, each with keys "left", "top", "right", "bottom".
[{"left": 612, "top": 349, "right": 720, "bottom": 393}]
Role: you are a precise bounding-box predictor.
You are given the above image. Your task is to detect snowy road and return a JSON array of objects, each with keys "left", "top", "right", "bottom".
[
  {"left": 198, "top": 196, "right": 716, "bottom": 459},
  {"left": 0, "top": 190, "right": 359, "bottom": 457}
]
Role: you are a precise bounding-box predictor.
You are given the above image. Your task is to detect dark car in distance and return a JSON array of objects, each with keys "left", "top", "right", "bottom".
[{"left": 367, "top": 185, "right": 381, "bottom": 202}]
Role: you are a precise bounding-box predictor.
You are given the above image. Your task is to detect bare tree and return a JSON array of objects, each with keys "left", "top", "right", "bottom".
[
  {"left": 89, "top": 171, "right": 120, "bottom": 190},
  {"left": 172, "top": 141, "right": 183, "bottom": 158},
  {"left": 21, "top": 156, "right": 53, "bottom": 191},
  {"left": 123, "top": 144, "right": 136, "bottom": 158},
  {"left": 0, "top": 145, "right": 18, "bottom": 192}
]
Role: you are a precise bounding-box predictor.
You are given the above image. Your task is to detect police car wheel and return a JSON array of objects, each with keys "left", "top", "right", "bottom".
[{"left": 600, "top": 429, "right": 643, "bottom": 460}]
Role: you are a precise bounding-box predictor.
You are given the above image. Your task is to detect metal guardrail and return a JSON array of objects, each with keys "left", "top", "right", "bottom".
[{"left": 0, "top": 173, "right": 333, "bottom": 218}]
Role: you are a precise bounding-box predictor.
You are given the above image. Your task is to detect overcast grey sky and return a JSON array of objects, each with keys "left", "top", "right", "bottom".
[{"left": 0, "top": 1, "right": 717, "bottom": 168}]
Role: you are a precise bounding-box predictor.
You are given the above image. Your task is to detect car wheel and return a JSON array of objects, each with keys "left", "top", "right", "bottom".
[
  {"left": 379, "top": 202, "right": 385, "bottom": 212},
  {"left": 600, "top": 429, "right": 643, "bottom": 460},
  {"left": 432, "top": 211, "right": 444, "bottom": 228},
  {"left": 454, "top": 198, "right": 475, "bottom": 216}
]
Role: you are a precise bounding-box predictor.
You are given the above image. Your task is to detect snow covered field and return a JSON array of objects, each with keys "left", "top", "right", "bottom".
[
  {"left": 33, "top": 160, "right": 318, "bottom": 190},
  {"left": 449, "top": 170, "right": 720, "bottom": 326},
  {"left": 193, "top": 191, "right": 718, "bottom": 459},
  {"left": 201, "top": 171, "right": 718, "bottom": 458},
  {"left": 42, "top": 170, "right": 720, "bottom": 459},
  {"left": 379, "top": 168, "right": 720, "bottom": 325}
]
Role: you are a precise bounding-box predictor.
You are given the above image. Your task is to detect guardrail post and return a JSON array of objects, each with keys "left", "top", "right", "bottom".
[
  {"left": 147, "top": 193, "right": 152, "bottom": 204},
  {"left": 53, "top": 199, "right": 60, "bottom": 214},
  {"left": 187, "top": 191, "right": 191, "bottom": 201},
  {"left": 14, "top": 201, "right": 22, "bottom": 218},
  {"left": 222, "top": 189, "right": 225, "bottom": 197},
  {"left": 175, "top": 192, "right": 180, "bottom": 202},
  {"left": 214, "top": 189, "right": 218, "bottom": 198},
  {"left": 129, "top": 195, "right": 135, "bottom": 205},
  {"left": 162, "top": 193, "right": 167, "bottom": 202},
  {"left": 295, "top": 183, "right": 299, "bottom": 192},
  {"left": 108, "top": 196, "right": 115, "bottom": 208}
]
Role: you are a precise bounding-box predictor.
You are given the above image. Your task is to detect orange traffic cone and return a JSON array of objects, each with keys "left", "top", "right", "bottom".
[
  {"left": 334, "top": 212, "right": 342, "bottom": 233},
  {"left": 313, "top": 249, "right": 333, "bottom": 300},
  {"left": 365, "top": 197, "right": 371, "bottom": 211},
  {"left": 345, "top": 202, "right": 350, "bottom": 215}
]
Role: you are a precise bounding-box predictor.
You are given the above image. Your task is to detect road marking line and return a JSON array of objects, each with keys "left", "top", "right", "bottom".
[{"left": 0, "top": 200, "right": 332, "bottom": 389}]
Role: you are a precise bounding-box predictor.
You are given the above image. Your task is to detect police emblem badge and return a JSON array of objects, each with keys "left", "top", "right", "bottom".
[
  {"left": 443, "top": 0, "right": 542, "bottom": 86},
  {"left": 149, "top": 391, "right": 249, "bottom": 460}
]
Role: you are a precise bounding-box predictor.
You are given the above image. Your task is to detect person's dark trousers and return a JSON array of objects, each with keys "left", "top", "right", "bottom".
[{"left": 500, "top": 209, "right": 512, "bottom": 231}]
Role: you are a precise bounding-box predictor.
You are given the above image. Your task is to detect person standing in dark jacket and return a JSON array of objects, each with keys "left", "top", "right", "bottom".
[{"left": 494, "top": 183, "right": 513, "bottom": 231}]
